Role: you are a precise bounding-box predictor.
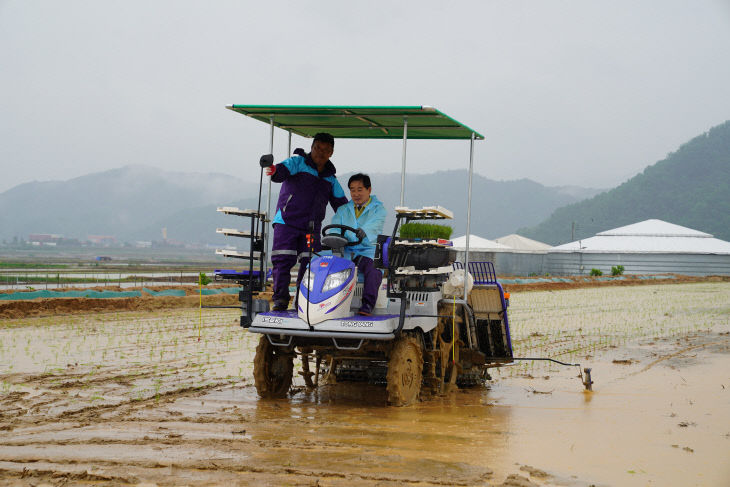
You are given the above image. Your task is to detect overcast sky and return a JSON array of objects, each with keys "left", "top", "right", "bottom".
[{"left": 1, "top": 0, "right": 729, "bottom": 193}]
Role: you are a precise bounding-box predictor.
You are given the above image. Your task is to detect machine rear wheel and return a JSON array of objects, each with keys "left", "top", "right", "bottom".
[
  {"left": 253, "top": 336, "right": 294, "bottom": 398},
  {"left": 386, "top": 335, "right": 424, "bottom": 406}
]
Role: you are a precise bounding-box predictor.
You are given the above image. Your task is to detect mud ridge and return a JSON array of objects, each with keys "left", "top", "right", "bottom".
[
  {"left": 1, "top": 380, "right": 242, "bottom": 430},
  {"left": 0, "top": 466, "right": 127, "bottom": 483}
]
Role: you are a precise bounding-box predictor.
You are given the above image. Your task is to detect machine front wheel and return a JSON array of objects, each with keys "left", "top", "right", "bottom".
[
  {"left": 253, "top": 336, "right": 294, "bottom": 398},
  {"left": 386, "top": 335, "right": 424, "bottom": 406}
]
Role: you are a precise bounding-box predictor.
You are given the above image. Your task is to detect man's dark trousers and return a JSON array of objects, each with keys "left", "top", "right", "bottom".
[
  {"left": 271, "top": 223, "right": 321, "bottom": 307},
  {"left": 355, "top": 256, "right": 382, "bottom": 312}
]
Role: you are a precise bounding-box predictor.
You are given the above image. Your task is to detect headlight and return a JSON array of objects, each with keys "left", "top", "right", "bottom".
[
  {"left": 322, "top": 269, "right": 351, "bottom": 292},
  {"left": 304, "top": 270, "right": 316, "bottom": 290}
]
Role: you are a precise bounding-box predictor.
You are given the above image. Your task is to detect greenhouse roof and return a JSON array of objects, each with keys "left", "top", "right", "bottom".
[
  {"left": 452, "top": 234, "right": 511, "bottom": 251},
  {"left": 495, "top": 234, "right": 552, "bottom": 251},
  {"left": 551, "top": 219, "right": 730, "bottom": 254},
  {"left": 596, "top": 219, "right": 712, "bottom": 238},
  {"left": 225, "top": 105, "right": 484, "bottom": 140}
]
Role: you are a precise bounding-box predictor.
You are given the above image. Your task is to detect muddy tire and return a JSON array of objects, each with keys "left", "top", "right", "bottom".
[
  {"left": 438, "top": 354, "right": 459, "bottom": 395},
  {"left": 386, "top": 335, "right": 424, "bottom": 406},
  {"left": 253, "top": 336, "right": 294, "bottom": 398},
  {"left": 300, "top": 353, "right": 315, "bottom": 388}
]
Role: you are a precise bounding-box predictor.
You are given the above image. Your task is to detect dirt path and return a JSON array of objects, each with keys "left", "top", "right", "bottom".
[
  {"left": 2, "top": 275, "right": 726, "bottom": 320},
  {"left": 0, "top": 285, "right": 259, "bottom": 320},
  {"left": 1, "top": 283, "right": 728, "bottom": 486}
]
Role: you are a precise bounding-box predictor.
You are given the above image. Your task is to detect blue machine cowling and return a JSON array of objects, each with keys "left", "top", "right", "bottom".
[{"left": 298, "top": 255, "right": 355, "bottom": 304}]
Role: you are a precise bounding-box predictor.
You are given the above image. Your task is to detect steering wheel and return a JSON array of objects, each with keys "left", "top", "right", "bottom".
[{"left": 321, "top": 224, "right": 365, "bottom": 248}]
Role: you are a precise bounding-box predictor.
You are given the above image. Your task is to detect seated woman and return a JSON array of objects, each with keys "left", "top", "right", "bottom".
[{"left": 331, "top": 173, "right": 386, "bottom": 316}]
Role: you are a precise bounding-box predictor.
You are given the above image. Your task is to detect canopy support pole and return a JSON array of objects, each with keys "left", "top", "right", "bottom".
[
  {"left": 463, "top": 132, "right": 475, "bottom": 303},
  {"left": 399, "top": 116, "right": 408, "bottom": 206},
  {"left": 287, "top": 130, "right": 292, "bottom": 156},
  {"left": 264, "top": 117, "right": 274, "bottom": 280}
]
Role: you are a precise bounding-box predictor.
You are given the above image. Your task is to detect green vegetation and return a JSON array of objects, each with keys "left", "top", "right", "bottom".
[
  {"left": 0, "top": 262, "right": 68, "bottom": 269},
  {"left": 0, "top": 267, "right": 214, "bottom": 286},
  {"left": 398, "top": 223, "right": 453, "bottom": 240},
  {"left": 0, "top": 274, "right": 170, "bottom": 286},
  {"left": 590, "top": 268, "right": 603, "bottom": 276},
  {"left": 612, "top": 265, "right": 625, "bottom": 276},
  {"left": 519, "top": 120, "right": 730, "bottom": 244},
  {"left": 0, "top": 274, "right": 107, "bottom": 285},
  {"left": 198, "top": 272, "right": 211, "bottom": 286}
]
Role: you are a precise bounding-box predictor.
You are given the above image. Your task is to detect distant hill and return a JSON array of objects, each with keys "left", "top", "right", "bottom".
[
  {"left": 0, "top": 165, "right": 257, "bottom": 242},
  {"left": 0, "top": 165, "right": 600, "bottom": 245},
  {"left": 157, "top": 170, "right": 601, "bottom": 244},
  {"left": 361, "top": 172, "right": 600, "bottom": 240},
  {"left": 519, "top": 120, "right": 730, "bottom": 244}
]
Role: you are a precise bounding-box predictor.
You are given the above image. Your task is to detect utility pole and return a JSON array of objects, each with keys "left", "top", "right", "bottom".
[{"left": 571, "top": 221, "right": 575, "bottom": 241}]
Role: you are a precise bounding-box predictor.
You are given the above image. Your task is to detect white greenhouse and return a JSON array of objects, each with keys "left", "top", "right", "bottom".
[
  {"left": 546, "top": 219, "right": 730, "bottom": 276},
  {"left": 452, "top": 234, "right": 549, "bottom": 276}
]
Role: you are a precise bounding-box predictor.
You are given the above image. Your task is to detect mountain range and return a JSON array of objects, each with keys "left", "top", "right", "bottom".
[
  {"left": 3, "top": 119, "right": 727, "bottom": 247},
  {"left": 519, "top": 120, "right": 730, "bottom": 244},
  {"left": 0, "top": 166, "right": 599, "bottom": 245},
  {"left": 0, "top": 165, "right": 257, "bottom": 243}
]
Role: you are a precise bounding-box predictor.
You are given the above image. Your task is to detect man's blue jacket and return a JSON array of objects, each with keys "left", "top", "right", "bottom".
[
  {"left": 331, "top": 195, "right": 386, "bottom": 260},
  {"left": 271, "top": 153, "right": 348, "bottom": 234}
]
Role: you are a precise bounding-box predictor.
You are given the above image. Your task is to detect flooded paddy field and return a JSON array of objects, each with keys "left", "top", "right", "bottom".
[{"left": 0, "top": 282, "right": 728, "bottom": 486}]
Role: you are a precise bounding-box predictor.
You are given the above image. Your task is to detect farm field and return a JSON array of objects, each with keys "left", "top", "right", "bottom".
[{"left": 0, "top": 282, "right": 728, "bottom": 486}]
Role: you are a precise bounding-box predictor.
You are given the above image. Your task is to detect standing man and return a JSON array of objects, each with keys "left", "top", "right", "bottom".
[
  {"left": 265, "top": 133, "right": 348, "bottom": 311},
  {"left": 331, "top": 173, "right": 386, "bottom": 316}
]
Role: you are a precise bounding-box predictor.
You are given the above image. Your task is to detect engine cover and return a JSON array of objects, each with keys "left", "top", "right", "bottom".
[{"left": 297, "top": 255, "right": 357, "bottom": 325}]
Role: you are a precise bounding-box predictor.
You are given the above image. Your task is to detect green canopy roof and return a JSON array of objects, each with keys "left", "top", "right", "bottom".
[{"left": 226, "top": 105, "right": 484, "bottom": 140}]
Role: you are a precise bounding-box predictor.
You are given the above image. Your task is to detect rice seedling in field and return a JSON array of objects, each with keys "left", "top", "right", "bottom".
[
  {"left": 1, "top": 282, "right": 728, "bottom": 415},
  {"left": 0, "top": 307, "right": 256, "bottom": 416},
  {"left": 496, "top": 282, "right": 730, "bottom": 377}
]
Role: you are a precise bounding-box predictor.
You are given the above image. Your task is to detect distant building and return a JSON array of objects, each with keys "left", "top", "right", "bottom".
[
  {"left": 452, "top": 234, "right": 547, "bottom": 276},
  {"left": 452, "top": 234, "right": 511, "bottom": 252},
  {"left": 494, "top": 234, "right": 552, "bottom": 251},
  {"left": 87, "top": 235, "right": 117, "bottom": 246},
  {"left": 547, "top": 219, "right": 730, "bottom": 276},
  {"left": 28, "top": 233, "right": 63, "bottom": 244}
]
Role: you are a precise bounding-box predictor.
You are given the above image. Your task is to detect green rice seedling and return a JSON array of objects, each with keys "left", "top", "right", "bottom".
[
  {"left": 506, "top": 283, "right": 730, "bottom": 373},
  {"left": 398, "top": 223, "right": 453, "bottom": 240}
]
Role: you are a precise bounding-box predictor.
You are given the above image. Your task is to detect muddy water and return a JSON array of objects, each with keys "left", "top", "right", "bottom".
[
  {"left": 489, "top": 336, "right": 730, "bottom": 486},
  {"left": 0, "top": 283, "right": 728, "bottom": 486},
  {"left": 161, "top": 333, "right": 728, "bottom": 486}
]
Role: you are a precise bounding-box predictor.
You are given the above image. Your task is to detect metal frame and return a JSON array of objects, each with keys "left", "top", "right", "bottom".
[{"left": 230, "top": 106, "right": 481, "bottom": 315}]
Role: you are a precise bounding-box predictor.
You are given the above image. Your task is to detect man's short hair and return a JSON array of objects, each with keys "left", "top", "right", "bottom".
[
  {"left": 348, "top": 173, "right": 371, "bottom": 189},
  {"left": 313, "top": 132, "right": 335, "bottom": 147}
]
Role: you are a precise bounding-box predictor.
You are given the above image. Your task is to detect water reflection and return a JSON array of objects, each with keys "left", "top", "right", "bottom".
[{"left": 246, "top": 382, "right": 508, "bottom": 484}]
